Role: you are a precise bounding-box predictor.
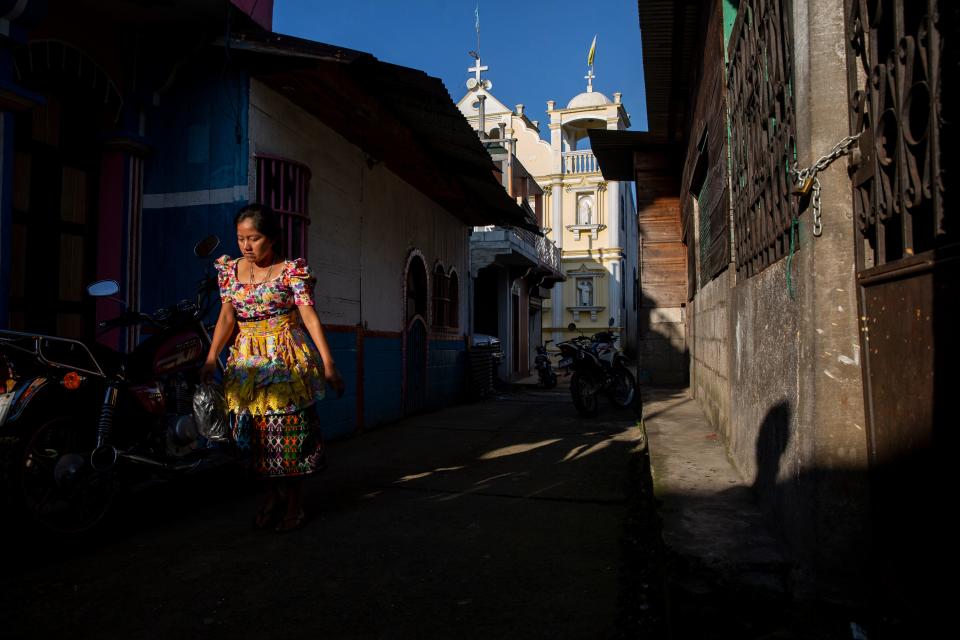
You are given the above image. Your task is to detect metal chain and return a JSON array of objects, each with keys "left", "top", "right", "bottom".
[{"left": 791, "top": 132, "right": 861, "bottom": 237}]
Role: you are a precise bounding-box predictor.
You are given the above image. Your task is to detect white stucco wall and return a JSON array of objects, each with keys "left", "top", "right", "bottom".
[{"left": 249, "top": 79, "right": 470, "bottom": 333}]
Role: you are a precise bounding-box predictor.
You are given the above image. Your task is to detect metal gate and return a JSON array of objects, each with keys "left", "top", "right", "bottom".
[
  {"left": 845, "top": 0, "right": 956, "bottom": 619},
  {"left": 404, "top": 316, "right": 427, "bottom": 414}
]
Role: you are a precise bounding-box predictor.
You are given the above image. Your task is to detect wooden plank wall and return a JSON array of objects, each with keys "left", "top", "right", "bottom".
[
  {"left": 635, "top": 148, "right": 687, "bottom": 384},
  {"left": 635, "top": 151, "right": 685, "bottom": 311},
  {"left": 680, "top": 0, "right": 731, "bottom": 296}
]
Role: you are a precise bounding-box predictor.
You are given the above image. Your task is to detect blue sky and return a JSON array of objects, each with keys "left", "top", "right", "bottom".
[{"left": 272, "top": 0, "right": 648, "bottom": 138}]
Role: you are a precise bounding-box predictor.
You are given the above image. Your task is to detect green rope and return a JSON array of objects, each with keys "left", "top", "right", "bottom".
[{"left": 786, "top": 217, "right": 800, "bottom": 299}]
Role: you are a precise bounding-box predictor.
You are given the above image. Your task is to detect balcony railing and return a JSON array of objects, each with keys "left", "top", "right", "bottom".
[
  {"left": 472, "top": 226, "right": 562, "bottom": 275},
  {"left": 513, "top": 227, "right": 562, "bottom": 274},
  {"left": 562, "top": 150, "right": 598, "bottom": 174}
]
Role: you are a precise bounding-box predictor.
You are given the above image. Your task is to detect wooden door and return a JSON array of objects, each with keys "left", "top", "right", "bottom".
[
  {"left": 404, "top": 316, "right": 427, "bottom": 414},
  {"left": 845, "top": 0, "right": 955, "bottom": 620},
  {"left": 10, "top": 96, "right": 99, "bottom": 339}
]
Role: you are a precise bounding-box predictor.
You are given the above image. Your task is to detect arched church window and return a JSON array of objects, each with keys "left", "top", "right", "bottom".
[
  {"left": 256, "top": 155, "right": 312, "bottom": 259},
  {"left": 577, "top": 195, "right": 594, "bottom": 226}
]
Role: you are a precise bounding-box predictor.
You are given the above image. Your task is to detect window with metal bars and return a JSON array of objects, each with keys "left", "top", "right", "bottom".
[
  {"left": 728, "top": 0, "right": 798, "bottom": 277},
  {"left": 255, "top": 155, "right": 311, "bottom": 259},
  {"left": 697, "top": 180, "right": 711, "bottom": 289},
  {"left": 430, "top": 266, "right": 460, "bottom": 330},
  {"left": 846, "top": 0, "right": 956, "bottom": 269}
]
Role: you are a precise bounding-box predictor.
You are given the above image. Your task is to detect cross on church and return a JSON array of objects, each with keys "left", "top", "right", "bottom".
[
  {"left": 584, "top": 68, "right": 595, "bottom": 92},
  {"left": 469, "top": 58, "right": 488, "bottom": 84}
]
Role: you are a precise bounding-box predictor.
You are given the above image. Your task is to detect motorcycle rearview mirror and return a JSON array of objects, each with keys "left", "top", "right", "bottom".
[
  {"left": 87, "top": 280, "right": 121, "bottom": 298},
  {"left": 194, "top": 235, "right": 220, "bottom": 258},
  {"left": 567, "top": 322, "right": 577, "bottom": 331},
  {"left": 609, "top": 317, "right": 615, "bottom": 327}
]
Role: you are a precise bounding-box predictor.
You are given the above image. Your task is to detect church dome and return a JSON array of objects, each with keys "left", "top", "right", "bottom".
[{"left": 567, "top": 90, "right": 612, "bottom": 109}]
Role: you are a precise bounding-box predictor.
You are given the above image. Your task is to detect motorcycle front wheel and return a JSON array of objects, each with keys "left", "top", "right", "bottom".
[
  {"left": 540, "top": 369, "right": 557, "bottom": 389},
  {"left": 570, "top": 371, "right": 599, "bottom": 417},
  {"left": 16, "top": 416, "right": 115, "bottom": 534},
  {"left": 610, "top": 368, "right": 637, "bottom": 408},
  {"left": 545, "top": 372, "right": 557, "bottom": 389}
]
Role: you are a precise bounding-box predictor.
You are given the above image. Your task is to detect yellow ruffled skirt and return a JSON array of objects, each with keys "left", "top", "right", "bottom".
[{"left": 224, "top": 313, "right": 325, "bottom": 416}]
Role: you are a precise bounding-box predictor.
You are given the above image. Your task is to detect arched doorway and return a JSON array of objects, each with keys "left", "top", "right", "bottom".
[{"left": 403, "top": 252, "right": 428, "bottom": 414}]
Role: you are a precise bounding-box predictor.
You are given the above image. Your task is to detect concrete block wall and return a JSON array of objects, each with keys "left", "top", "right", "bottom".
[
  {"left": 688, "top": 268, "right": 731, "bottom": 439},
  {"left": 638, "top": 306, "right": 686, "bottom": 385},
  {"left": 729, "top": 256, "right": 811, "bottom": 554}
]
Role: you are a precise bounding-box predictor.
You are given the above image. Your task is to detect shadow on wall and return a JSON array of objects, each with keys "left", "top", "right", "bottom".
[
  {"left": 754, "top": 401, "right": 871, "bottom": 604},
  {"left": 752, "top": 401, "right": 791, "bottom": 516},
  {"left": 635, "top": 291, "right": 688, "bottom": 386},
  {"left": 659, "top": 398, "right": 883, "bottom": 638}
]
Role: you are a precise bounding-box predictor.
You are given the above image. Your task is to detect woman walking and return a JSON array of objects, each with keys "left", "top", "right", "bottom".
[{"left": 200, "top": 203, "right": 344, "bottom": 532}]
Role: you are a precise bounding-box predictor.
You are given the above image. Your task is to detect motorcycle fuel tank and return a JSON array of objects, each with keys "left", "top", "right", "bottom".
[{"left": 152, "top": 331, "right": 205, "bottom": 375}]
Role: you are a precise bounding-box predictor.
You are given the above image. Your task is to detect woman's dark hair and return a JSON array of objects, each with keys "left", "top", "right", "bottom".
[{"left": 235, "top": 203, "right": 284, "bottom": 257}]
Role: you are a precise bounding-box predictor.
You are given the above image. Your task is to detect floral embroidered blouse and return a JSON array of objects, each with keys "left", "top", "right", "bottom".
[{"left": 214, "top": 255, "right": 316, "bottom": 319}]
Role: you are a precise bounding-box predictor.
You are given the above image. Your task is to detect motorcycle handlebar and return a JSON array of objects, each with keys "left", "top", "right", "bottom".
[{"left": 98, "top": 311, "right": 153, "bottom": 331}]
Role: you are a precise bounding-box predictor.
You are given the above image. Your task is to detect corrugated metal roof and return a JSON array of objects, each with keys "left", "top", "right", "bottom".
[
  {"left": 638, "top": 0, "right": 700, "bottom": 141},
  {"left": 588, "top": 129, "right": 678, "bottom": 180},
  {"left": 224, "top": 30, "right": 536, "bottom": 232}
]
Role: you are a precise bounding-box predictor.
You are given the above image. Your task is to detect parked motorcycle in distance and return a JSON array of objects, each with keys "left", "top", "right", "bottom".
[
  {"left": 556, "top": 319, "right": 636, "bottom": 417},
  {"left": 0, "top": 235, "right": 225, "bottom": 533},
  {"left": 534, "top": 341, "right": 558, "bottom": 389}
]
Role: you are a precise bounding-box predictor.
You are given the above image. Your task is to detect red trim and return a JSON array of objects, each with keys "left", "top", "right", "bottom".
[
  {"left": 322, "top": 323, "right": 357, "bottom": 333},
  {"left": 428, "top": 332, "right": 465, "bottom": 342},
  {"left": 363, "top": 329, "right": 402, "bottom": 339}
]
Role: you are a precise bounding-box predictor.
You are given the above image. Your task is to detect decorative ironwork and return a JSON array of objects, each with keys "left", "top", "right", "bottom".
[
  {"left": 728, "top": 0, "right": 798, "bottom": 277},
  {"left": 846, "top": 0, "right": 956, "bottom": 269},
  {"left": 255, "top": 155, "right": 312, "bottom": 260},
  {"left": 513, "top": 227, "right": 562, "bottom": 273}
]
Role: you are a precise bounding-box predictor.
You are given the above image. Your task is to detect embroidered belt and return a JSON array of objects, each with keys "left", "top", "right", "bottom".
[{"left": 236, "top": 311, "right": 298, "bottom": 335}]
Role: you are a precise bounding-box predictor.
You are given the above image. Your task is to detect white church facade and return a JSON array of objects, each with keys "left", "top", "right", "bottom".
[{"left": 457, "top": 61, "right": 638, "bottom": 354}]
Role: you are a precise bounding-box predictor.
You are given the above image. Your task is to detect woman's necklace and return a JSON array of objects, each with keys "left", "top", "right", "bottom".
[{"left": 249, "top": 260, "right": 275, "bottom": 284}]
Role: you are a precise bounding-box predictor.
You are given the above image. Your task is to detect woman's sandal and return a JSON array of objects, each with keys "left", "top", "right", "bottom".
[{"left": 274, "top": 510, "right": 306, "bottom": 533}]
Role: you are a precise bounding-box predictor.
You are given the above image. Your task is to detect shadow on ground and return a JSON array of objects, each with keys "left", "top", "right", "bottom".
[{"left": 1, "top": 386, "right": 664, "bottom": 640}]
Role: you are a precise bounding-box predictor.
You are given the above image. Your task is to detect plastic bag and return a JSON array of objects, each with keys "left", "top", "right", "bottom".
[{"left": 193, "top": 383, "right": 229, "bottom": 442}]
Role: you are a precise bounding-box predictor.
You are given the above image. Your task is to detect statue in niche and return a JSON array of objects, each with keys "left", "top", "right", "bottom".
[
  {"left": 577, "top": 279, "right": 593, "bottom": 306},
  {"left": 577, "top": 196, "right": 593, "bottom": 225}
]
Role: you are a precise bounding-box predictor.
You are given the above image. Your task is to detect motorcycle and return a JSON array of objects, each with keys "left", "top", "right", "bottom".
[
  {"left": 534, "top": 341, "right": 558, "bottom": 389},
  {"left": 556, "top": 319, "right": 636, "bottom": 417},
  {"left": 0, "top": 235, "right": 226, "bottom": 533}
]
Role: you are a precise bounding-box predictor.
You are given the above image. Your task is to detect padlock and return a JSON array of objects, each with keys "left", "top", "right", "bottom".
[{"left": 792, "top": 176, "right": 814, "bottom": 196}]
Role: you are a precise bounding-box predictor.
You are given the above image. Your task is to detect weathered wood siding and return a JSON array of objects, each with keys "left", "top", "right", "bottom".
[
  {"left": 635, "top": 148, "right": 687, "bottom": 384},
  {"left": 680, "top": 0, "right": 731, "bottom": 294}
]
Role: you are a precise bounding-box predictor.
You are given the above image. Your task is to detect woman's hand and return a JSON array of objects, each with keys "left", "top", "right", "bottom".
[
  {"left": 325, "top": 364, "right": 345, "bottom": 398},
  {"left": 199, "top": 359, "right": 218, "bottom": 385}
]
